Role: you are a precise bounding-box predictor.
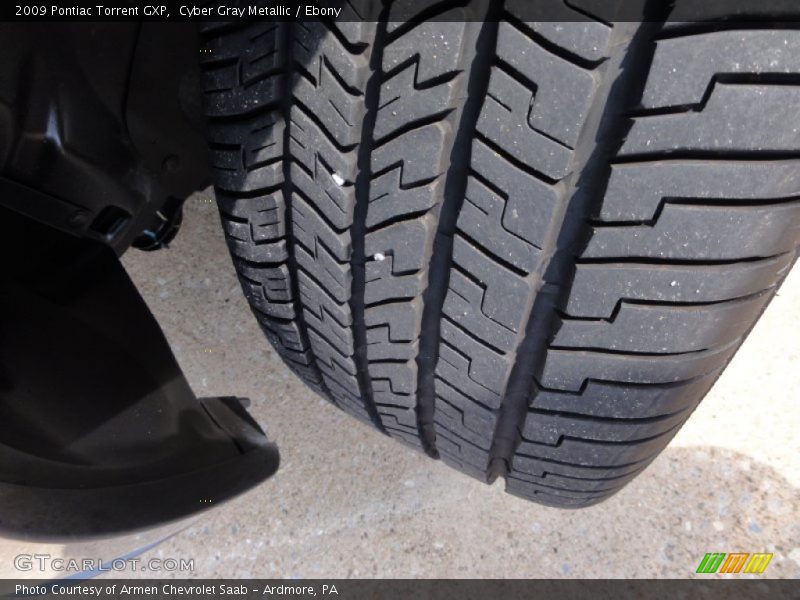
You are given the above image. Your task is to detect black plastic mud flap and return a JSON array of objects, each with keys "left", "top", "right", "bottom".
[{"left": 0, "top": 204, "right": 278, "bottom": 541}]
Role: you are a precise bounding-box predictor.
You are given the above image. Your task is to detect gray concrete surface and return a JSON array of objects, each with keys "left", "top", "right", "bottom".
[{"left": 13, "top": 189, "right": 799, "bottom": 579}]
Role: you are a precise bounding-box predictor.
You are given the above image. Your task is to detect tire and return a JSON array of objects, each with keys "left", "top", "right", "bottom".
[{"left": 198, "top": 3, "right": 800, "bottom": 507}]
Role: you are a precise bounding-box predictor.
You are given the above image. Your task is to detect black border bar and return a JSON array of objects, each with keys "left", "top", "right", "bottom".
[
  {"left": 5, "top": 0, "right": 800, "bottom": 22},
  {"left": 2, "top": 579, "right": 799, "bottom": 600}
]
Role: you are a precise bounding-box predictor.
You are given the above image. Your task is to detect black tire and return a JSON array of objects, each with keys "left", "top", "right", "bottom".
[{"left": 199, "top": 4, "right": 800, "bottom": 507}]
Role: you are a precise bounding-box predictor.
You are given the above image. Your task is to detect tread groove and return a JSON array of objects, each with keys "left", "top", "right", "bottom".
[
  {"left": 351, "top": 9, "right": 391, "bottom": 433},
  {"left": 500, "top": 14, "right": 673, "bottom": 494},
  {"left": 417, "top": 6, "right": 502, "bottom": 458},
  {"left": 281, "top": 23, "right": 328, "bottom": 396}
]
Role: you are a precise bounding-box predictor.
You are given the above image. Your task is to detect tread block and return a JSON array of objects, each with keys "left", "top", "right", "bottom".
[
  {"left": 292, "top": 196, "right": 351, "bottom": 298},
  {"left": 308, "top": 330, "right": 359, "bottom": 387},
  {"left": 530, "top": 376, "right": 717, "bottom": 419},
  {"left": 203, "top": 75, "right": 283, "bottom": 118},
  {"left": 292, "top": 21, "right": 372, "bottom": 146},
  {"left": 371, "top": 123, "right": 452, "bottom": 184},
  {"left": 297, "top": 274, "right": 354, "bottom": 352},
  {"left": 643, "top": 30, "right": 800, "bottom": 109},
  {"left": 365, "top": 300, "right": 422, "bottom": 360},
  {"left": 506, "top": 478, "right": 619, "bottom": 504},
  {"left": 445, "top": 236, "right": 533, "bottom": 352},
  {"left": 296, "top": 270, "right": 350, "bottom": 325},
  {"left": 435, "top": 429, "right": 491, "bottom": 481},
  {"left": 477, "top": 65, "right": 572, "bottom": 179},
  {"left": 376, "top": 19, "right": 473, "bottom": 140},
  {"left": 435, "top": 378, "right": 496, "bottom": 445},
  {"left": 436, "top": 320, "right": 508, "bottom": 409},
  {"left": 375, "top": 63, "right": 461, "bottom": 141},
  {"left": 503, "top": 14, "right": 611, "bottom": 63},
  {"left": 511, "top": 453, "right": 648, "bottom": 481},
  {"left": 237, "top": 262, "right": 293, "bottom": 302},
  {"left": 371, "top": 359, "right": 417, "bottom": 395},
  {"left": 240, "top": 282, "right": 295, "bottom": 321},
  {"left": 363, "top": 254, "right": 422, "bottom": 305},
  {"left": 201, "top": 22, "right": 282, "bottom": 66},
  {"left": 367, "top": 167, "right": 443, "bottom": 229},
  {"left": 291, "top": 157, "right": 355, "bottom": 231},
  {"left": 384, "top": 19, "right": 469, "bottom": 78},
  {"left": 459, "top": 177, "right": 542, "bottom": 272},
  {"left": 365, "top": 300, "right": 421, "bottom": 340},
  {"left": 224, "top": 235, "right": 287, "bottom": 264},
  {"left": 208, "top": 116, "right": 284, "bottom": 192},
  {"left": 496, "top": 21, "right": 599, "bottom": 149},
  {"left": 515, "top": 429, "right": 677, "bottom": 467},
  {"left": 540, "top": 341, "right": 739, "bottom": 392},
  {"left": 519, "top": 409, "right": 690, "bottom": 446},
  {"left": 257, "top": 317, "right": 307, "bottom": 355},
  {"left": 565, "top": 256, "right": 794, "bottom": 319},
  {"left": 553, "top": 291, "right": 771, "bottom": 353},
  {"left": 584, "top": 202, "right": 800, "bottom": 261},
  {"left": 600, "top": 160, "right": 800, "bottom": 223},
  {"left": 289, "top": 106, "right": 359, "bottom": 182},
  {"left": 217, "top": 192, "right": 285, "bottom": 242},
  {"left": 622, "top": 84, "right": 800, "bottom": 155},
  {"left": 365, "top": 216, "right": 436, "bottom": 274},
  {"left": 460, "top": 141, "right": 559, "bottom": 271}
]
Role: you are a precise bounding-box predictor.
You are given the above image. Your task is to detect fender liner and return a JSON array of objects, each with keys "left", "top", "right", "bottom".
[{"left": 0, "top": 205, "right": 278, "bottom": 541}]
